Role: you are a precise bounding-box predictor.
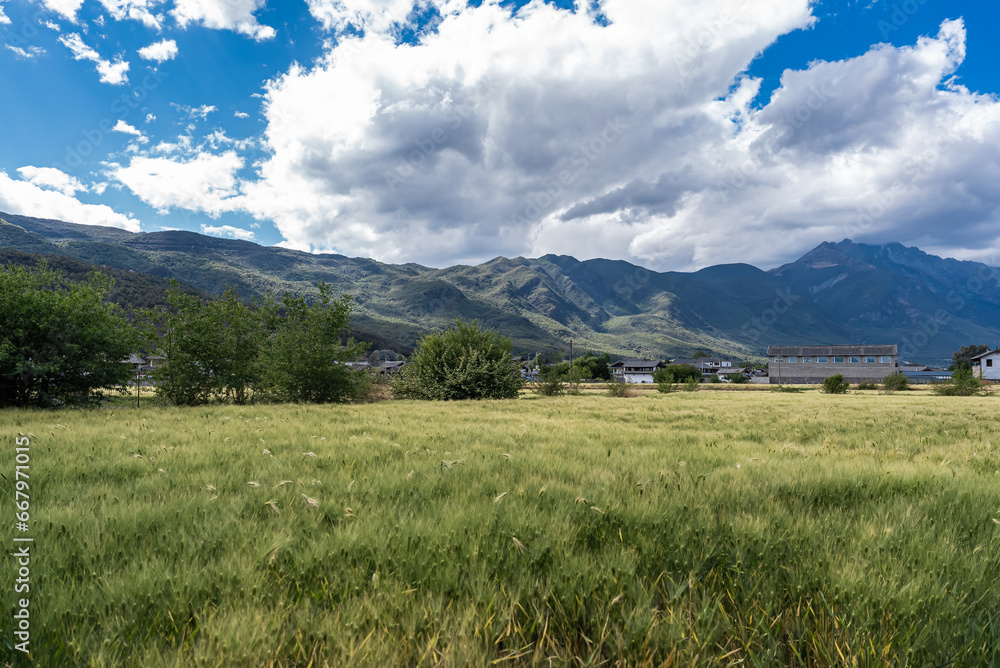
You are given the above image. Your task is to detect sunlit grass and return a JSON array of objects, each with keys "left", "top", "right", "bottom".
[{"left": 3, "top": 391, "right": 1000, "bottom": 666}]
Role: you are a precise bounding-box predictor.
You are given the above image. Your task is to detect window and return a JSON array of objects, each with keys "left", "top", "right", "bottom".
[
  {"left": 864, "top": 356, "right": 876, "bottom": 363},
  {"left": 880, "top": 356, "right": 892, "bottom": 364},
  {"left": 988, "top": 359, "right": 994, "bottom": 368},
  {"left": 848, "top": 356, "right": 860, "bottom": 363},
  {"left": 771, "top": 357, "right": 780, "bottom": 364},
  {"left": 802, "top": 357, "right": 813, "bottom": 363},
  {"left": 816, "top": 357, "right": 828, "bottom": 363},
  {"left": 833, "top": 357, "right": 845, "bottom": 363},
  {"left": 787, "top": 357, "right": 798, "bottom": 363}
]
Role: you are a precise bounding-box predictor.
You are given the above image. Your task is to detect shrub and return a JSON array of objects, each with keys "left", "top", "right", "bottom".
[
  {"left": 856, "top": 381, "right": 878, "bottom": 390},
  {"left": 607, "top": 381, "right": 636, "bottom": 397},
  {"left": 656, "top": 364, "right": 701, "bottom": 383},
  {"left": 656, "top": 372, "right": 676, "bottom": 394},
  {"left": 821, "top": 374, "right": 850, "bottom": 394},
  {"left": 535, "top": 368, "right": 565, "bottom": 396},
  {"left": 933, "top": 368, "right": 988, "bottom": 396},
  {"left": 729, "top": 373, "right": 749, "bottom": 384},
  {"left": 391, "top": 319, "right": 524, "bottom": 400},
  {"left": 681, "top": 376, "right": 700, "bottom": 392},
  {"left": 881, "top": 372, "right": 910, "bottom": 394}
]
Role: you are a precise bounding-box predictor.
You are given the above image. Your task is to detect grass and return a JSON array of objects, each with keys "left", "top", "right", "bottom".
[{"left": 3, "top": 392, "right": 1000, "bottom": 666}]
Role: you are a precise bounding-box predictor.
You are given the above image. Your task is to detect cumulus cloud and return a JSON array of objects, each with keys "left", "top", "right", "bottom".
[
  {"left": 216, "top": 5, "right": 999, "bottom": 270},
  {"left": 38, "top": 0, "right": 85, "bottom": 23},
  {"left": 171, "top": 0, "right": 276, "bottom": 40},
  {"left": 16, "top": 166, "right": 86, "bottom": 196},
  {"left": 305, "top": 0, "right": 448, "bottom": 34},
  {"left": 111, "top": 151, "right": 244, "bottom": 216},
  {"left": 201, "top": 224, "right": 255, "bottom": 241},
  {"left": 0, "top": 4, "right": 10, "bottom": 25},
  {"left": 234, "top": 111, "right": 250, "bottom": 119},
  {"left": 0, "top": 170, "right": 139, "bottom": 232},
  {"left": 138, "top": 38, "right": 178, "bottom": 62},
  {"left": 97, "top": 0, "right": 165, "bottom": 29},
  {"left": 58, "top": 33, "right": 129, "bottom": 85}
]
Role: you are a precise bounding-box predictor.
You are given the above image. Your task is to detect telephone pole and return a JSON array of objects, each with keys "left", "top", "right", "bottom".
[{"left": 569, "top": 339, "right": 574, "bottom": 392}]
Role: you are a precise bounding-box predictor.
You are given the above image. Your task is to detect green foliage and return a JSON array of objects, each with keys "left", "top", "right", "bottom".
[
  {"left": 534, "top": 367, "right": 565, "bottom": 397},
  {"left": 933, "top": 367, "right": 988, "bottom": 396},
  {"left": 856, "top": 381, "right": 878, "bottom": 390},
  {"left": 882, "top": 372, "right": 910, "bottom": 394},
  {"left": 692, "top": 349, "right": 708, "bottom": 359},
  {"left": 656, "top": 364, "right": 701, "bottom": 383},
  {"left": 728, "top": 372, "right": 749, "bottom": 384},
  {"left": 951, "top": 344, "right": 989, "bottom": 371},
  {"left": 681, "top": 376, "right": 701, "bottom": 392},
  {"left": 571, "top": 352, "right": 612, "bottom": 380},
  {"left": 605, "top": 380, "right": 635, "bottom": 397},
  {"left": 656, "top": 372, "right": 676, "bottom": 393},
  {"left": 0, "top": 262, "right": 136, "bottom": 406},
  {"left": 391, "top": 319, "right": 524, "bottom": 400},
  {"left": 821, "top": 374, "right": 850, "bottom": 394},
  {"left": 156, "top": 281, "right": 367, "bottom": 405}
]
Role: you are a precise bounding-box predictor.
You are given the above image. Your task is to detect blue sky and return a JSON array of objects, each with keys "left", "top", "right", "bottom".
[{"left": 1, "top": 0, "right": 998, "bottom": 270}]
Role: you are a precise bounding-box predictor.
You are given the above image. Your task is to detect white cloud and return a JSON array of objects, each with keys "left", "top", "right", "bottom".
[
  {"left": 16, "top": 166, "right": 86, "bottom": 196},
  {"left": 234, "top": 110, "right": 249, "bottom": 119},
  {"left": 6, "top": 45, "right": 46, "bottom": 58},
  {"left": 200, "top": 224, "right": 255, "bottom": 241},
  {"left": 38, "top": 0, "right": 85, "bottom": 23},
  {"left": 112, "top": 120, "right": 148, "bottom": 144},
  {"left": 96, "top": 0, "right": 165, "bottom": 29},
  {"left": 138, "top": 38, "right": 178, "bottom": 62},
  {"left": 305, "top": 0, "right": 438, "bottom": 34},
  {"left": 58, "top": 33, "right": 129, "bottom": 85},
  {"left": 0, "top": 5, "right": 9, "bottom": 25},
  {"left": 111, "top": 151, "right": 244, "bottom": 216},
  {"left": 212, "top": 5, "right": 1000, "bottom": 271},
  {"left": 171, "top": 0, "right": 275, "bottom": 40},
  {"left": 43, "top": 19, "right": 61, "bottom": 31},
  {"left": 0, "top": 170, "right": 139, "bottom": 232}
]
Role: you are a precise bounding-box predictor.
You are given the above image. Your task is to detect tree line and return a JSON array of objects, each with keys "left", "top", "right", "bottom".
[{"left": 0, "top": 263, "right": 369, "bottom": 407}]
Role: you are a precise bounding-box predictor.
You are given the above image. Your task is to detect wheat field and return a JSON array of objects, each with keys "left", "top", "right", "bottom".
[{"left": 2, "top": 390, "right": 999, "bottom": 666}]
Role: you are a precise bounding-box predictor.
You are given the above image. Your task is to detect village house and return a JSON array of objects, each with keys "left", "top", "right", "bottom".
[
  {"left": 609, "top": 359, "right": 665, "bottom": 384},
  {"left": 971, "top": 349, "right": 1000, "bottom": 381},
  {"left": 766, "top": 345, "right": 899, "bottom": 384}
]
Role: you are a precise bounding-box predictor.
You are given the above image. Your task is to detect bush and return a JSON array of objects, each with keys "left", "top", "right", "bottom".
[
  {"left": 856, "top": 381, "right": 878, "bottom": 390},
  {"left": 535, "top": 368, "right": 565, "bottom": 396},
  {"left": 821, "top": 374, "right": 850, "bottom": 394},
  {"left": 728, "top": 373, "right": 749, "bottom": 384},
  {"left": 391, "top": 319, "right": 524, "bottom": 400},
  {"left": 656, "top": 372, "right": 676, "bottom": 394},
  {"left": 933, "top": 368, "right": 988, "bottom": 396},
  {"left": 607, "top": 381, "right": 636, "bottom": 397},
  {"left": 881, "top": 372, "right": 910, "bottom": 394},
  {"left": 681, "top": 376, "right": 700, "bottom": 392}
]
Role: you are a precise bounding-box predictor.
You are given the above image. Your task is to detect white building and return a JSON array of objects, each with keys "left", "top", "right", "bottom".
[
  {"left": 971, "top": 349, "right": 1000, "bottom": 381},
  {"left": 609, "top": 359, "right": 665, "bottom": 384}
]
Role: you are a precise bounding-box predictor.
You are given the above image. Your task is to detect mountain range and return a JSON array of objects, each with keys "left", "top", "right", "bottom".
[{"left": 2, "top": 211, "right": 999, "bottom": 366}]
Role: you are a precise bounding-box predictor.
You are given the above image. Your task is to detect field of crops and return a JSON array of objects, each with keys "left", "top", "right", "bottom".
[{"left": 3, "top": 390, "right": 1000, "bottom": 666}]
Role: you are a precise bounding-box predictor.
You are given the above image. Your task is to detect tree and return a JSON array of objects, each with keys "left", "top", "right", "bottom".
[
  {"left": 951, "top": 345, "right": 989, "bottom": 371},
  {"left": 821, "top": 374, "right": 850, "bottom": 394},
  {"left": 391, "top": 319, "right": 524, "bottom": 400},
  {"left": 0, "top": 263, "right": 136, "bottom": 406},
  {"left": 882, "top": 372, "right": 910, "bottom": 394},
  {"left": 259, "top": 283, "right": 369, "bottom": 403},
  {"left": 692, "top": 350, "right": 709, "bottom": 359},
  {"left": 656, "top": 372, "right": 677, "bottom": 393},
  {"left": 655, "top": 364, "right": 701, "bottom": 383},
  {"left": 155, "top": 284, "right": 264, "bottom": 405},
  {"left": 535, "top": 367, "right": 565, "bottom": 396}
]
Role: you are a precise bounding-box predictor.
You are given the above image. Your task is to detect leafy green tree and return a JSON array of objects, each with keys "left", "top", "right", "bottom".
[
  {"left": 0, "top": 263, "right": 136, "bottom": 406},
  {"left": 156, "top": 285, "right": 264, "bottom": 405},
  {"left": 260, "top": 283, "right": 369, "bottom": 403},
  {"left": 950, "top": 345, "right": 989, "bottom": 371},
  {"left": 534, "top": 367, "right": 565, "bottom": 396},
  {"left": 656, "top": 372, "right": 676, "bottom": 393},
  {"left": 656, "top": 364, "right": 701, "bottom": 383},
  {"left": 391, "top": 319, "right": 524, "bottom": 400},
  {"left": 821, "top": 374, "right": 850, "bottom": 394}
]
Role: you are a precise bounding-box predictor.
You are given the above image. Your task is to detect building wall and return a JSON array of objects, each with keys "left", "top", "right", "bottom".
[
  {"left": 624, "top": 373, "right": 655, "bottom": 384},
  {"left": 768, "top": 360, "right": 896, "bottom": 384},
  {"left": 976, "top": 354, "right": 1000, "bottom": 380}
]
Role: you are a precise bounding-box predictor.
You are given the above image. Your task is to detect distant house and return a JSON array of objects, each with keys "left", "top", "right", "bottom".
[
  {"left": 379, "top": 360, "right": 406, "bottom": 377},
  {"left": 971, "top": 349, "right": 1000, "bottom": 381},
  {"left": 766, "top": 345, "right": 898, "bottom": 384},
  {"left": 610, "top": 359, "right": 665, "bottom": 384},
  {"left": 900, "top": 368, "right": 953, "bottom": 384},
  {"left": 671, "top": 358, "right": 736, "bottom": 377}
]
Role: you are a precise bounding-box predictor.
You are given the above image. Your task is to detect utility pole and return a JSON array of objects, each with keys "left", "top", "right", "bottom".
[
  {"left": 136, "top": 368, "right": 141, "bottom": 409},
  {"left": 569, "top": 339, "right": 574, "bottom": 392}
]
